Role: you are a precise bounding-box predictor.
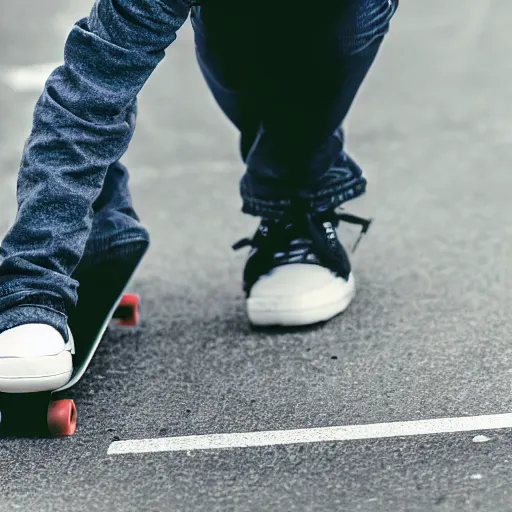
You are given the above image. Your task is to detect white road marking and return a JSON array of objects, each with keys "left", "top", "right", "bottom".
[
  {"left": 472, "top": 434, "right": 491, "bottom": 443},
  {"left": 1, "top": 62, "right": 61, "bottom": 92},
  {"left": 108, "top": 413, "right": 512, "bottom": 455}
]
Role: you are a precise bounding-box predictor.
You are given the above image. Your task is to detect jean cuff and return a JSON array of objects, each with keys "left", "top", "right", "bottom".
[
  {"left": 0, "top": 304, "right": 69, "bottom": 342},
  {"left": 241, "top": 176, "right": 367, "bottom": 218}
]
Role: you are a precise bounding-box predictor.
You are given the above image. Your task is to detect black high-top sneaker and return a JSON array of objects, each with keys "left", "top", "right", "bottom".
[{"left": 233, "top": 209, "right": 371, "bottom": 326}]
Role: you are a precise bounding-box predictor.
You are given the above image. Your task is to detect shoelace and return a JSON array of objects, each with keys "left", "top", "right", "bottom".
[
  {"left": 232, "top": 210, "right": 372, "bottom": 254},
  {"left": 335, "top": 211, "right": 372, "bottom": 253}
]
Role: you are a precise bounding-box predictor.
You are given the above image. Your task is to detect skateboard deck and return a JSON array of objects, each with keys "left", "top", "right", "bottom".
[{"left": 0, "top": 241, "right": 148, "bottom": 437}]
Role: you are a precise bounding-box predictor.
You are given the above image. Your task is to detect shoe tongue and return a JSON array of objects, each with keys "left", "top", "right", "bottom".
[
  {"left": 278, "top": 219, "right": 315, "bottom": 255},
  {"left": 263, "top": 212, "right": 335, "bottom": 243}
]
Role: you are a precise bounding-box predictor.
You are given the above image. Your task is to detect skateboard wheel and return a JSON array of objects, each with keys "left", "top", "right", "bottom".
[
  {"left": 115, "top": 293, "right": 140, "bottom": 327},
  {"left": 47, "top": 399, "right": 77, "bottom": 436}
]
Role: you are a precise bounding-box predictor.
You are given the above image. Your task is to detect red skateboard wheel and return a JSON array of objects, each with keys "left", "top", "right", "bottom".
[
  {"left": 47, "top": 399, "right": 77, "bottom": 436},
  {"left": 116, "top": 293, "right": 140, "bottom": 327}
]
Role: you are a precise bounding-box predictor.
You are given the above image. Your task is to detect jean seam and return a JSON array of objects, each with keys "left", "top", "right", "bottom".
[
  {"left": 0, "top": 282, "right": 56, "bottom": 299},
  {"left": 306, "top": 177, "right": 366, "bottom": 199},
  {"left": 85, "top": 233, "right": 149, "bottom": 248},
  {"left": 241, "top": 181, "right": 366, "bottom": 217},
  {"left": 17, "top": 304, "right": 67, "bottom": 319},
  {"left": 0, "top": 291, "right": 68, "bottom": 318},
  {"left": 240, "top": 195, "right": 292, "bottom": 207},
  {"left": 240, "top": 180, "right": 366, "bottom": 205}
]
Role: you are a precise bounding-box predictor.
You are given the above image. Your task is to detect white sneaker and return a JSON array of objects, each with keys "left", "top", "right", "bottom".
[
  {"left": 247, "top": 264, "right": 356, "bottom": 326},
  {"left": 234, "top": 210, "right": 369, "bottom": 327},
  {"left": 0, "top": 324, "right": 74, "bottom": 393}
]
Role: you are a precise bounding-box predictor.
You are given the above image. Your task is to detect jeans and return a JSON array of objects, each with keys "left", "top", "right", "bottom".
[{"left": 0, "top": 0, "right": 398, "bottom": 339}]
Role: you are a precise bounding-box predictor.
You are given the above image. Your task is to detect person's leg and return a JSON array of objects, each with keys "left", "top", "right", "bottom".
[
  {"left": 240, "top": 0, "right": 399, "bottom": 216},
  {"left": 192, "top": 0, "right": 395, "bottom": 215},
  {"left": 193, "top": 0, "right": 398, "bottom": 326},
  {"left": 191, "top": 6, "right": 260, "bottom": 163},
  {"left": 0, "top": 0, "right": 190, "bottom": 392},
  {"left": 245, "top": 0, "right": 398, "bottom": 326},
  {"left": 84, "top": 160, "right": 149, "bottom": 265}
]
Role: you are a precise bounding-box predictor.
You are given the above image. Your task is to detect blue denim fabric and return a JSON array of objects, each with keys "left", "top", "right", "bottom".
[
  {"left": 193, "top": 0, "right": 398, "bottom": 216},
  {"left": 0, "top": 0, "right": 189, "bottom": 338},
  {"left": 0, "top": 0, "right": 398, "bottom": 337}
]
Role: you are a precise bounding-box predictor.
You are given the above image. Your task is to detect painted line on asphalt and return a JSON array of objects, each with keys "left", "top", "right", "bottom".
[
  {"left": 1, "top": 62, "right": 61, "bottom": 92},
  {"left": 108, "top": 413, "right": 512, "bottom": 455}
]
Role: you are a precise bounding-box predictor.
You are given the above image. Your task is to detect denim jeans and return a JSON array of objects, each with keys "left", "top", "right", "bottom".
[{"left": 0, "top": 0, "right": 398, "bottom": 338}]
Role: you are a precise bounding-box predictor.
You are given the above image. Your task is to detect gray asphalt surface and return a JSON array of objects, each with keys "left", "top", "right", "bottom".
[{"left": 2, "top": 1, "right": 512, "bottom": 511}]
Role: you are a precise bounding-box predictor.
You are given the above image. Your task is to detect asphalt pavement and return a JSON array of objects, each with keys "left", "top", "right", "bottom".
[{"left": 2, "top": 1, "right": 512, "bottom": 511}]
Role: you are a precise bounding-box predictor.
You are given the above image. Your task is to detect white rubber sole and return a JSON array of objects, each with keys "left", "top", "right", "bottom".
[
  {"left": 0, "top": 351, "right": 73, "bottom": 393},
  {"left": 247, "top": 273, "right": 356, "bottom": 327}
]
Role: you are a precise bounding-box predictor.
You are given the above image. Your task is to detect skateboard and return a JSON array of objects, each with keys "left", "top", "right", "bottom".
[{"left": 0, "top": 241, "right": 148, "bottom": 437}]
